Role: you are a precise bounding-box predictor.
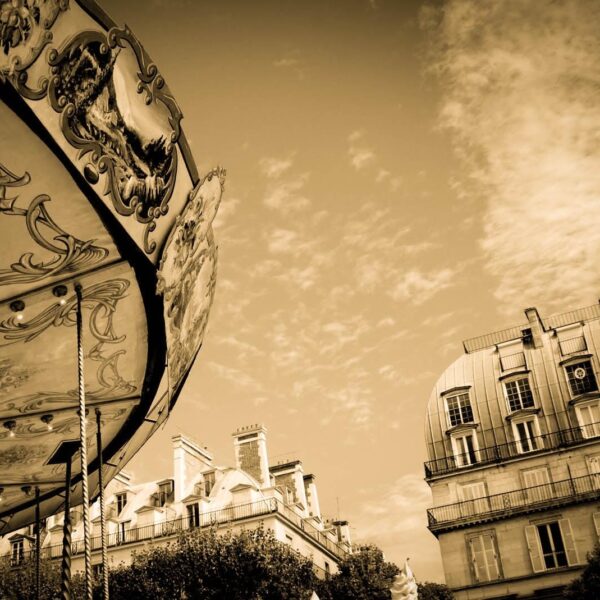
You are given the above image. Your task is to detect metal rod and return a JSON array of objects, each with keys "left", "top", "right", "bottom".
[
  {"left": 35, "top": 486, "right": 40, "bottom": 600},
  {"left": 96, "top": 408, "right": 109, "bottom": 599},
  {"left": 60, "top": 457, "right": 72, "bottom": 600},
  {"left": 76, "top": 283, "right": 93, "bottom": 599}
]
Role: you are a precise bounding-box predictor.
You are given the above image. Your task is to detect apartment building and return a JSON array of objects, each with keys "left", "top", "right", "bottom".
[
  {"left": 425, "top": 304, "right": 600, "bottom": 599},
  {"left": 1, "top": 425, "right": 351, "bottom": 579}
]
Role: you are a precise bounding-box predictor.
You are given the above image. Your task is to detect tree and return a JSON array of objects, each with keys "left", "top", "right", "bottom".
[
  {"left": 315, "top": 544, "right": 399, "bottom": 600},
  {"left": 563, "top": 544, "right": 600, "bottom": 600},
  {"left": 108, "top": 526, "right": 318, "bottom": 600},
  {"left": 417, "top": 581, "right": 454, "bottom": 600}
]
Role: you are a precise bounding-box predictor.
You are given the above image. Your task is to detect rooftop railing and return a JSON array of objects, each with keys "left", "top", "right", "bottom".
[
  {"left": 3, "top": 498, "right": 349, "bottom": 566},
  {"left": 427, "top": 473, "right": 600, "bottom": 533},
  {"left": 424, "top": 421, "right": 600, "bottom": 478},
  {"left": 462, "top": 303, "right": 600, "bottom": 354}
]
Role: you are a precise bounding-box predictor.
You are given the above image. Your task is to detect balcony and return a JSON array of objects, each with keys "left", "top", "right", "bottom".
[
  {"left": 425, "top": 422, "right": 600, "bottom": 478},
  {"left": 2, "top": 498, "right": 349, "bottom": 565},
  {"left": 427, "top": 473, "right": 600, "bottom": 534}
]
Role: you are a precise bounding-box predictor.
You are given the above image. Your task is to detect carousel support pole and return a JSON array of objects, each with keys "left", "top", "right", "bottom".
[
  {"left": 60, "top": 456, "right": 72, "bottom": 600},
  {"left": 75, "top": 283, "right": 93, "bottom": 600},
  {"left": 35, "top": 486, "right": 40, "bottom": 600},
  {"left": 96, "top": 408, "right": 109, "bottom": 599}
]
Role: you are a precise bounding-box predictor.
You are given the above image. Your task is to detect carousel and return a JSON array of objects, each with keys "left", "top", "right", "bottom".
[{"left": 0, "top": 0, "right": 223, "bottom": 597}]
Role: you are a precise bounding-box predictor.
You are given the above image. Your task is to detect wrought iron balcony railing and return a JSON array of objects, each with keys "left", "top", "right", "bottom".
[
  {"left": 2, "top": 498, "right": 349, "bottom": 566},
  {"left": 425, "top": 422, "right": 600, "bottom": 478},
  {"left": 427, "top": 473, "right": 600, "bottom": 533}
]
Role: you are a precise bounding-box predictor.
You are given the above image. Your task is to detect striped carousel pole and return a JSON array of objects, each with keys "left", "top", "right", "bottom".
[
  {"left": 75, "top": 283, "right": 93, "bottom": 599},
  {"left": 60, "top": 456, "right": 72, "bottom": 600},
  {"left": 96, "top": 408, "right": 109, "bottom": 599}
]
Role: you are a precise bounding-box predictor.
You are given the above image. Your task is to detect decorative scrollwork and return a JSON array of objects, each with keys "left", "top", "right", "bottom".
[
  {"left": 48, "top": 26, "right": 182, "bottom": 254},
  {"left": 0, "top": 279, "right": 136, "bottom": 402},
  {"left": 0, "top": 0, "right": 68, "bottom": 99},
  {"left": 0, "top": 162, "right": 109, "bottom": 285}
]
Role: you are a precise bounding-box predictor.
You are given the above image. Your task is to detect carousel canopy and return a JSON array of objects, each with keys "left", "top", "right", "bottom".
[{"left": 0, "top": 0, "right": 222, "bottom": 533}]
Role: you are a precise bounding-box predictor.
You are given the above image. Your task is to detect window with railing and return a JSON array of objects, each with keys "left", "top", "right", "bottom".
[
  {"left": 186, "top": 502, "right": 200, "bottom": 528},
  {"left": 512, "top": 417, "right": 542, "bottom": 453},
  {"left": 566, "top": 361, "right": 598, "bottom": 396},
  {"left": 576, "top": 401, "right": 600, "bottom": 439},
  {"left": 450, "top": 432, "right": 478, "bottom": 467},
  {"left": 446, "top": 393, "right": 474, "bottom": 427},
  {"left": 10, "top": 539, "right": 24, "bottom": 567},
  {"left": 504, "top": 377, "right": 534, "bottom": 412}
]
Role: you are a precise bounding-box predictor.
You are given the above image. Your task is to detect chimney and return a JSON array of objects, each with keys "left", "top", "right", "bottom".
[
  {"left": 333, "top": 519, "right": 351, "bottom": 547},
  {"left": 524, "top": 307, "right": 544, "bottom": 348},
  {"left": 303, "top": 474, "right": 321, "bottom": 520},
  {"left": 232, "top": 424, "right": 270, "bottom": 487},
  {"left": 172, "top": 435, "right": 213, "bottom": 502}
]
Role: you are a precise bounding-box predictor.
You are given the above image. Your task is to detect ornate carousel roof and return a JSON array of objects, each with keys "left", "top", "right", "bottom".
[{"left": 0, "top": 0, "right": 222, "bottom": 533}]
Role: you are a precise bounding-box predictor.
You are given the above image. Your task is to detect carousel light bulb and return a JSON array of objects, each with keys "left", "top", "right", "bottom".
[
  {"left": 41, "top": 414, "right": 54, "bottom": 431},
  {"left": 3, "top": 420, "right": 16, "bottom": 437},
  {"left": 0, "top": 487, "right": 4, "bottom": 502}
]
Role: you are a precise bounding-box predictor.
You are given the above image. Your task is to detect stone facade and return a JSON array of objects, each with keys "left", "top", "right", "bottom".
[{"left": 425, "top": 304, "right": 600, "bottom": 599}]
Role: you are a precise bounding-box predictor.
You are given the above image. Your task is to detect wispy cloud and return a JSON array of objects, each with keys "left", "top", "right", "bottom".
[
  {"left": 390, "top": 268, "right": 457, "bottom": 304},
  {"left": 259, "top": 156, "right": 294, "bottom": 179},
  {"left": 353, "top": 473, "right": 441, "bottom": 580},
  {"left": 424, "top": 0, "right": 600, "bottom": 313},
  {"left": 263, "top": 174, "right": 311, "bottom": 212}
]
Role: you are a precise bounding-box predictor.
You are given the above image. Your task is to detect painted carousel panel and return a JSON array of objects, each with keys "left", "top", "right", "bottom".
[
  {"left": 0, "top": 99, "right": 119, "bottom": 302},
  {"left": 0, "top": 261, "right": 147, "bottom": 416}
]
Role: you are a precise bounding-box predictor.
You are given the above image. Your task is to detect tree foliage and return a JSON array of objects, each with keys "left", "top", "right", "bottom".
[
  {"left": 0, "top": 556, "right": 86, "bottom": 600},
  {"left": 417, "top": 581, "right": 454, "bottom": 600},
  {"left": 315, "top": 544, "right": 399, "bottom": 600},
  {"left": 108, "top": 526, "right": 317, "bottom": 600},
  {"left": 563, "top": 544, "right": 600, "bottom": 600}
]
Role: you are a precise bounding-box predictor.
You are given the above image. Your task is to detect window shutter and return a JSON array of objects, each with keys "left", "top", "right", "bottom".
[
  {"left": 525, "top": 525, "right": 545, "bottom": 573},
  {"left": 593, "top": 513, "right": 600, "bottom": 539},
  {"left": 483, "top": 533, "right": 500, "bottom": 580},
  {"left": 468, "top": 537, "right": 482, "bottom": 582},
  {"left": 559, "top": 519, "right": 580, "bottom": 566}
]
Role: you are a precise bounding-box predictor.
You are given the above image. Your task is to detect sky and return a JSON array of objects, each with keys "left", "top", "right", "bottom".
[{"left": 101, "top": 0, "right": 600, "bottom": 582}]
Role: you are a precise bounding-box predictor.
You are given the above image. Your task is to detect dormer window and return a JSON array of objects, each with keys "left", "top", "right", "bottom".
[
  {"left": 504, "top": 377, "right": 534, "bottom": 412},
  {"left": 204, "top": 472, "right": 215, "bottom": 497},
  {"left": 566, "top": 360, "right": 598, "bottom": 396},
  {"left": 157, "top": 480, "right": 174, "bottom": 507},
  {"left": 116, "top": 492, "right": 127, "bottom": 515},
  {"left": 446, "top": 392, "right": 474, "bottom": 427}
]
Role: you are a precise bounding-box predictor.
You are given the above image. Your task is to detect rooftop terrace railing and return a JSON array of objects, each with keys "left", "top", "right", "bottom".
[
  {"left": 3, "top": 498, "right": 349, "bottom": 566},
  {"left": 424, "top": 421, "right": 600, "bottom": 478},
  {"left": 427, "top": 473, "right": 600, "bottom": 533},
  {"left": 462, "top": 303, "right": 600, "bottom": 354}
]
